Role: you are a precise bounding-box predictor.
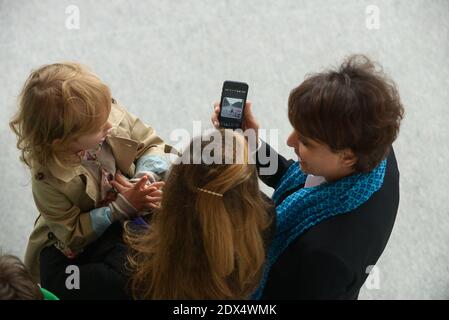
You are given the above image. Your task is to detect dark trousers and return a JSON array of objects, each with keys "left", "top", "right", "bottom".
[{"left": 39, "top": 222, "right": 131, "bottom": 300}]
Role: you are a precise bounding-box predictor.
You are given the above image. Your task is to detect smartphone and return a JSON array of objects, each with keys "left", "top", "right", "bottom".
[{"left": 218, "top": 81, "right": 249, "bottom": 129}]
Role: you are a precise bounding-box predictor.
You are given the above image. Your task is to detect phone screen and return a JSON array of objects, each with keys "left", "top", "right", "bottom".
[{"left": 219, "top": 81, "right": 248, "bottom": 129}]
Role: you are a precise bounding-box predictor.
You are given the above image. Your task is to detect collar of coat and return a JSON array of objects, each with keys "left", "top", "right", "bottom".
[{"left": 31, "top": 101, "right": 140, "bottom": 183}]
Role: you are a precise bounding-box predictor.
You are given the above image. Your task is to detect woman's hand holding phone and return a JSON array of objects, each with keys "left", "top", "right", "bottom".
[{"left": 211, "top": 100, "right": 260, "bottom": 145}]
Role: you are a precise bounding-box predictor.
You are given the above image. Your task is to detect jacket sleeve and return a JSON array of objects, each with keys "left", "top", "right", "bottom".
[
  {"left": 124, "top": 108, "right": 170, "bottom": 177},
  {"left": 256, "top": 140, "right": 295, "bottom": 189},
  {"left": 32, "top": 180, "right": 114, "bottom": 256},
  {"left": 291, "top": 250, "right": 355, "bottom": 299}
]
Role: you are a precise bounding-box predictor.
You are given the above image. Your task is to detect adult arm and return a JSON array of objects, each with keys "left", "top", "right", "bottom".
[{"left": 256, "top": 140, "right": 295, "bottom": 189}]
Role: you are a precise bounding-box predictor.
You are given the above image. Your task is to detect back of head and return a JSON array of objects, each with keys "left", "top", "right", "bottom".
[
  {"left": 0, "top": 255, "right": 43, "bottom": 300},
  {"left": 288, "top": 54, "right": 404, "bottom": 172},
  {"left": 9, "top": 62, "right": 111, "bottom": 169},
  {"left": 126, "top": 129, "right": 273, "bottom": 299}
]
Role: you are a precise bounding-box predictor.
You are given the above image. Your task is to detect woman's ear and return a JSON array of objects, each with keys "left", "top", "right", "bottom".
[
  {"left": 52, "top": 139, "right": 62, "bottom": 146},
  {"left": 339, "top": 149, "right": 357, "bottom": 168}
]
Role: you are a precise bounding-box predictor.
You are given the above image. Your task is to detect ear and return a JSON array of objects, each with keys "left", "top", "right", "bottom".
[
  {"left": 52, "top": 139, "right": 62, "bottom": 146},
  {"left": 339, "top": 149, "right": 357, "bottom": 168}
]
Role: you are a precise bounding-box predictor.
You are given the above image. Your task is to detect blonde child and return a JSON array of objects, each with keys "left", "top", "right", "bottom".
[{"left": 9, "top": 62, "right": 171, "bottom": 282}]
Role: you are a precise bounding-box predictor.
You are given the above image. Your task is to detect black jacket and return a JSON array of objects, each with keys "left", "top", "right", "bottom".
[
  {"left": 40, "top": 222, "right": 131, "bottom": 300},
  {"left": 40, "top": 199, "right": 277, "bottom": 300},
  {"left": 256, "top": 141, "right": 400, "bottom": 300}
]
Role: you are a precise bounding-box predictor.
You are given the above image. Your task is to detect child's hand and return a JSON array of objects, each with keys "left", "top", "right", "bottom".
[
  {"left": 143, "top": 181, "right": 165, "bottom": 209},
  {"left": 111, "top": 174, "right": 164, "bottom": 210}
]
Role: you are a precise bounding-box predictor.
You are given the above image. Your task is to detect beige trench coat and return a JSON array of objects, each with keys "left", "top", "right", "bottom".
[{"left": 24, "top": 99, "right": 175, "bottom": 282}]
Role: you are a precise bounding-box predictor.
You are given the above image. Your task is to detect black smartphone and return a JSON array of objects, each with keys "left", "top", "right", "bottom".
[{"left": 218, "top": 81, "right": 249, "bottom": 129}]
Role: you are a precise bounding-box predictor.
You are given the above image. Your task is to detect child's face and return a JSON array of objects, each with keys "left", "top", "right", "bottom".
[
  {"left": 286, "top": 129, "right": 356, "bottom": 182},
  {"left": 68, "top": 113, "right": 113, "bottom": 153}
]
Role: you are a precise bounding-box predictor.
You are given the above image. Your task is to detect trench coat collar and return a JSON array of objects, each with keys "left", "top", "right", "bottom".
[{"left": 37, "top": 101, "right": 138, "bottom": 183}]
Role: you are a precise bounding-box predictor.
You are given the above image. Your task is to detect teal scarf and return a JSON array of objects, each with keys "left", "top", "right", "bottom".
[{"left": 252, "top": 158, "right": 387, "bottom": 299}]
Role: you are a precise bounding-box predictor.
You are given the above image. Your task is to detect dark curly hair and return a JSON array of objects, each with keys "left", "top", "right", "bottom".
[{"left": 288, "top": 54, "right": 404, "bottom": 173}]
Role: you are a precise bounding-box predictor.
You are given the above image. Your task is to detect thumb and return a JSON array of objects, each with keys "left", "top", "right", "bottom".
[
  {"left": 244, "top": 101, "right": 254, "bottom": 119},
  {"left": 134, "top": 175, "right": 148, "bottom": 190},
  {"left": 111, "top": 181, "right": 126, "bottom": 194}
]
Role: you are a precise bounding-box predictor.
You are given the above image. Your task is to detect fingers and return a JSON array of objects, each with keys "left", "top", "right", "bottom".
[
  {"left": 211, "top": 102, "right": 220, "bottom": 128},
  {"left": 110, "top": 181, "right": 126, "bottom": 194},
  {"left": 145, "top": 195, "right": 162, "bottom": 203},
  {"left": 140, "top": 184, "right": 160, "bottom": 196},
  {"left": 147, "top": 189, "right": 162, "bottom": 198},
  {"left": 243, "top": 100, "right": 254, "bottom": 119},
  {"left": 211, "top": 117, "right": 219, "bottom": 128},
  {"left": 146, "top": 189, "right": 162, "bottom": 197},
  {"left": 114, "top": 174, "right": 165, "bottom": 211},
  {"left": 134, "top": 175, "right": 148, "bottom": 190},
  {"left": 146, "top": 186, "right": 157, "bottom": 193},
  {"left": 138, "top": 189, "right": 163, "bottom": 210},
  {"left": 242, "top": 100, "right": 261, "bottom": 134},
  {"left": 149, "top": 181, "right": 165, "bottom": 190},
  {"left": 143, "top": 187, "right": 161, "bottom": 197},
  {"left": 211, "top": 100, "right": 256, "bottom": 130},
  {"left": 140, "top": 197, "right": 162, "bottom": 210},
  {"left": 115, "top": 173, "right": 134, "bottom": 188}
]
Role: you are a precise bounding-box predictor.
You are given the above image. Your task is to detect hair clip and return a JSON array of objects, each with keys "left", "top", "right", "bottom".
[{"left": 197, "top": 187, "right": 223, "bottom": 197}]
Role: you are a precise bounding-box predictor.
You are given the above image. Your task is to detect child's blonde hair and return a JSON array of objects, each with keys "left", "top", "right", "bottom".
[{"left": 9, "top": 62, "right": 112, "bottom": 169}]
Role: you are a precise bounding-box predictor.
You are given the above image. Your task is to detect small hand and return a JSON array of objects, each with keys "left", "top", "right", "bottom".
[
  {"left": 111, "top": 174, "right": 164, "bottom": 210},
  {"left": 144, "top": 181, "right": 165, "bottom": 209},
  {"left": 114, "top": 174, "right": 165, "bottom": 209}
]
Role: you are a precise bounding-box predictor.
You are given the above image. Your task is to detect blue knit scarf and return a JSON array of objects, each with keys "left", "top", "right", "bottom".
[{"left": 252, "top": 158, "right": 387, "bottom": 299}]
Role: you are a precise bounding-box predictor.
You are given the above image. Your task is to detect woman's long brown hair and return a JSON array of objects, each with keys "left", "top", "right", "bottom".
[{"left": 125, "top": 129, "right": 272, "bottom": 299}]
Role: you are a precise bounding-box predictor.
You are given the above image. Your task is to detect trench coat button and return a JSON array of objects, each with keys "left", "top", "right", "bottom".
[
  {"left": 35, "top": 172, "right": 45, "bottom": 180},
  {"left": 47, "top": 232, "right": 55, "bottom": 240},
  {"left": 111, "top": 97, "right": 116, "bottom": 104}
]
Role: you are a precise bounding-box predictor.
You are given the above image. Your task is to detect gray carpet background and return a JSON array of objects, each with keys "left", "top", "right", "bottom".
[{"left": 0, "top": 0, "right": 448, "bottom": 299}]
